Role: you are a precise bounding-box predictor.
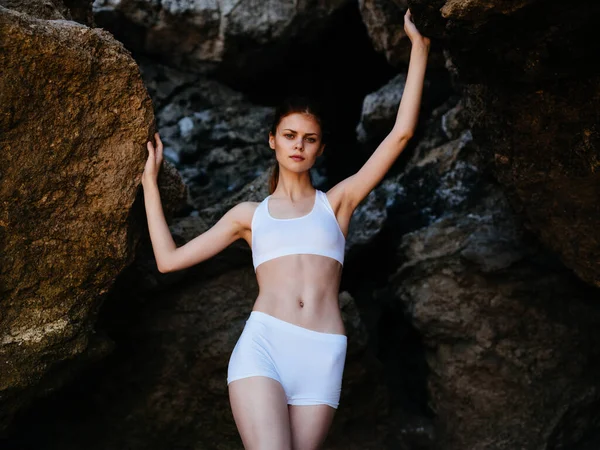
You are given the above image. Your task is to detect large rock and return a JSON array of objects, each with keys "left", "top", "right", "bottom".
[
  {"left": 358, "top": 0, "right": 446, "bottom": 68},
  {"left": 465, "top": 80, "right": 600, "bottom": 288},
  {"left": 407, "top": 1, "right": 600, "bottom": 287},
  {"left": 0, "top": 5, "right": 184, "bottom": 433},
  {"left": 392, "top": 192, "right": 600, "bottom": 450},
  {"left": 353, "top": 91, "right": 600, "bottom": 448},
  {"left": 359, "top": 0, "right": 410, "bottom": 67},
  {"left": 0, "top": 0, "right": 93, "bottom": 24},
  {"left": 93, "top": 0, "right": 351, "bottom": 77}
]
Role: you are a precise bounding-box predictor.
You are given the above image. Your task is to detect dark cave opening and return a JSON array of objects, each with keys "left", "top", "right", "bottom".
[{"left": 214, "top": 1, "right": 399, "bottom": 184}]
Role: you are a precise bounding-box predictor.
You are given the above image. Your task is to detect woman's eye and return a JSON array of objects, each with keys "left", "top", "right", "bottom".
[
  {"left": 285, "top": 134, "right": 294, "bottom": 138},
  {"left": 307, "top": 138, "right": 316, "bottom": 143}
]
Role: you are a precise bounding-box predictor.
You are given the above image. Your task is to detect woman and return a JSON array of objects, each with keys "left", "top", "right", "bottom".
[{"left": 142, "top": 9, "right": 429, "bottom": 450}]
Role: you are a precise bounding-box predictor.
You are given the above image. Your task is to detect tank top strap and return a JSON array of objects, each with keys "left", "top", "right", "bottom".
[
  {"left": 251, "top": 195, "right": 268, "bottom": 231},
  {"left": 316, "top": 189, "right": 336, "bottom": 218}
]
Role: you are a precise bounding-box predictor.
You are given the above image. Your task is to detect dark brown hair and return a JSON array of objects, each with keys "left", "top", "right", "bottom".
[{"left": 268, "top": 96, "right": 328, "bottom": 194}]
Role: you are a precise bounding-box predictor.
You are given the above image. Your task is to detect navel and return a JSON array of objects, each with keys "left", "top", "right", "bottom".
[{"left": 299, "top": 300, "right": 304, "bottom": 308}]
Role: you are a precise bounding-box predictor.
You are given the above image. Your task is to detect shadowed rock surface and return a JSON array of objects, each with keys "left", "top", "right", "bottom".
[
  {"left": 385, "top": 114, "right": 600, "bottom": 447},
  {"left": 394, "top": 206, "right": 600, "bottom": 449},
  {"left": 93, "top": 0, "right": 351, "bottom": 82},
  {"left": 359, "top": 0, "right": 411, "bottom": 67},
  {"left": 358, "top": 0, "right": 445, "bottom": 68},
  {"left": 410, "top": 0, "right": 600, "bottom": 287},
  {"left": 349, "top": 89, "right": 600, "bottom": 449},
  {"left": 0, "top": 0, "right": 93, "bottom": 24}
]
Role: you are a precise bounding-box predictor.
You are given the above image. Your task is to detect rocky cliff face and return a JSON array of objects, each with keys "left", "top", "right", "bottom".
[
  {"left": 354, "top": 1, "right": 600, "bottom": 448},
  {"left": 2, "top": 0, "right": 599, "bottom": 449},
  {"left": 411, "top": 0, "right": 600, "bottom": 289}
]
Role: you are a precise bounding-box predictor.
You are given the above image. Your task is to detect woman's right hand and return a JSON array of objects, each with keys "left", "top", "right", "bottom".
[
  {"left": 404, "top": 9, "right": 431, "bottom": 48},
  {"left": 142, "top": 132, "right": 163, "bottom": 185}
]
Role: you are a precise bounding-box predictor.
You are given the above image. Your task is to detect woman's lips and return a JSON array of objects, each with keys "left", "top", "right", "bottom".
[{"left": 290, "top": 156, "right": 305, "bottom": 161}]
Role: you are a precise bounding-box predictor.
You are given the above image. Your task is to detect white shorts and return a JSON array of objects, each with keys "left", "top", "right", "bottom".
[{"left": 227, "top": 311, "right": 348, "bottom": 409}]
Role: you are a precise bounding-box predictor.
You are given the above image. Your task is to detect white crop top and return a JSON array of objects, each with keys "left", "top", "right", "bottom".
[{"left": 251, "top": 189, "right": 346, "bottom": 271}]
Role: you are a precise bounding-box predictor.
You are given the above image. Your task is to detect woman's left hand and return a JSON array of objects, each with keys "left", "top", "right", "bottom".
[
  {"left": 404, "top": 9, "right": 431, "bottom": 48},
  {"left": 142, "top": 132, "right": 164, "bottom": 186}
]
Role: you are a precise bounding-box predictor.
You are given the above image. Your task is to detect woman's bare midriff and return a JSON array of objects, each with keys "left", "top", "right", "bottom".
[{"left": 253, "top": 254, "right": 345, "bottom": 335}]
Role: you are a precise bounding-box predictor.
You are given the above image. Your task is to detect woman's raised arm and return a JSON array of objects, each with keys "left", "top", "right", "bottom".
[
  {"left": 333, "top": 9, "right": 430, "bottom": 212},
  {"left": 142, "top": 133, "right": 249, "bottom": 273}
]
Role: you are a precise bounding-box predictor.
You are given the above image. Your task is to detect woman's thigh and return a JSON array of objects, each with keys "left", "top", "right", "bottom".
[
  {"left": 229, "top": 376, "right": 292, "bottom": 450},
  {"left": 288, "top": 404, "right": 336, "bottom": 450}
]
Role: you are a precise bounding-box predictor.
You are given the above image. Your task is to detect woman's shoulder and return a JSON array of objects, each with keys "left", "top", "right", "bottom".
[{"left": 225, "top": 200, "right": 261, "bottom": 231}]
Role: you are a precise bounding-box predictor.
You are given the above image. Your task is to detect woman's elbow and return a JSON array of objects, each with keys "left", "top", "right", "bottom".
[{"left": 156, "top": 257, "right": 174, "bottom": 273}]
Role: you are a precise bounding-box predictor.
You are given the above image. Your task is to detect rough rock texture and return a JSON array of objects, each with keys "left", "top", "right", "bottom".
[
  {"left": 0, "top": 0, "right": 94, "bottom": 25},
  {"left": 63, "top": 0, "right": 94, "bottom": 25},
  {"left": 358, "top": 0, "right": 445, "bottom": 68},
  {"left": 465, "top": 80, "right": 600, "bottom": 288},
  {"left": 138, "top": 61, "right": 276, "bottom": 211},
  {"left": 408, "top": 0, "right": 600, "bottom": 287},
  {"left": 0, "top": 5, "right": 184, "bottom": 433},
  {"left": 359, "top": 0, "right": 410, "bottom": 67},
  {"left": 435, "top": 0, "right": 537, "bottom": 30},
  {"left": 353, "top": 91, "right": 600, "bottom": 449},
  {"left": 394, "top": 207, "right": 600, "bottom": 450},
  {"left": 357, "top": 73, "right": 408, "bottom": 145},
  {"left": 93, "top": 0, "right": 351, "bottom": 78}
]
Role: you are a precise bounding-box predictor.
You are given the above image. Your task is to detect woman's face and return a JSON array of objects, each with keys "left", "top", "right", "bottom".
[{"left": 269, "top": 112, "right": 325, "bottom": 172}]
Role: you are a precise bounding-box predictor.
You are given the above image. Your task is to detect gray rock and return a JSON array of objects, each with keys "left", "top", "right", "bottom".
[
  {"left": 138, "top": 60, "right": 274, "bottom": 211},
  {"left": 410, "top": 0, "right": 600, "bottom": 288},
  {"left": 358, "top": 0, "right": 410, "bottom": 67},
  {"left": 0, "top": 0, "right": 94, "bottom": 24},
  {"left": 93, "top": 0, "right": 351, "bottom": 77},
  {"left": 392, "top": 194, "right": 600, "bottom": 450},
  {"left": 357, "top": 73, "right": 407, "bottom": 145}
]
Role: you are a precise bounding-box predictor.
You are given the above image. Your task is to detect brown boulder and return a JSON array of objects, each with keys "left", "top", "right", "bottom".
[{"left": 0, "top": 5, "right": 173, "bottom": 432}]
